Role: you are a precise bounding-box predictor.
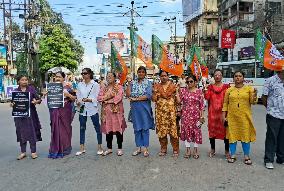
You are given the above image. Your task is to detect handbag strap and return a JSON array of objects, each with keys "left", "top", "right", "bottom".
[{"left": 86, "top": 84, "right": 94, "bottom": 98}]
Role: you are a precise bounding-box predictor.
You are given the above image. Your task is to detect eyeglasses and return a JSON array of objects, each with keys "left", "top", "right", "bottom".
[
  {"left": 186, "top": 80, "right": 194, "bottom": 84},
  {"left": 81, "top": 72, "right": 89, "bottom": 75}
]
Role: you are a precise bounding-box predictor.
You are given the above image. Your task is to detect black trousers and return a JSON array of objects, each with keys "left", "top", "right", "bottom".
[
  {"left": 264, "top": 114, "right": 284, "bottom": 163},
  {"left": 106, "top": 132, "right": 123, "bottom": 149},
  {"left": 209, "top": 138, "right": 229, "bottom": 152}
]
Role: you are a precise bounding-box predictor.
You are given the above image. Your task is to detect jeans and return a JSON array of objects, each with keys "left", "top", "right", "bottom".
[
  {"left": 79, "top": 113, "right": 102, "bottom": 145},
  {"left": 264, "top": 114, "right": 284, "bottom": 163},
  {"left": 229, "top": 142, "right": 250, "bottom": 156}
]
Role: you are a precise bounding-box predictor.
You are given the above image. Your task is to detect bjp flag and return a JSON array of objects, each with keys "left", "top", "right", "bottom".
[
  {"left": 256, "top": 30, "right": 284, "bottom": 71},
  {"left": 110, "top": 42, "right": 128, "bottom": 84},
  {"left": 152, "top": 34, "right": 183, "bottom": 76}
]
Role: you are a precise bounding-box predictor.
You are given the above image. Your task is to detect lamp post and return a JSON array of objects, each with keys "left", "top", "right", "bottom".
[{"left": 164, "top": 16, "right": 177, "bottom": 62}]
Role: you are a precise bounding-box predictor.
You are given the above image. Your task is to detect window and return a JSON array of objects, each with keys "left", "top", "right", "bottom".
[{"left": 266, "top": 2, "right": 282, "bottom": 14}]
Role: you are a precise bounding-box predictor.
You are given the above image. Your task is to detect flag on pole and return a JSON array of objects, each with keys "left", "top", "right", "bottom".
[
  {"left": 187, "top": 45, "right": 208, "bottom": 78},
  {"left": 152, "top": 34, "right": 183, "bottom": 76},
  {"left": 130, "top": 29, "right": 153, "bottom": 68},
  {"left": 255, "top": 30, "right": 284, "bottom": 71},
  {"left": 111, "top": 42, "right": 128, "bottom": 84}
]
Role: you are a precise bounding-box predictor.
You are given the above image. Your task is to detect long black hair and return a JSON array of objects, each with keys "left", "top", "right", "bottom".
[{"left": 82, "top": 68, "right": 94, "bottom": 79}]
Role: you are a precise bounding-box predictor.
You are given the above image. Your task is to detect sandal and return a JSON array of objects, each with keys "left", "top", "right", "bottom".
[
  {"left": 143, "top": 150, "right": 149, "bottom": 157},
  {"left": 172, "top": 151, "right": 179, "bottom": 158},
  {"left": 244, "top": 158, "right": 252, "bottom": 165},
  {"left": 158, "top": 151, "right": 167, "bottom": 156},
  {"left": 184, "top": 148, "right": 191, "bottom": 159},
  {"left": 228, "top": 157, "right": 237, "bottom": 163},
  {"left": 225, "top": 152, "right": 231, "bottom": 160},
  {"left": 132, "top": 150, "right": 142, "bottom": 156},
  {"left": 17, "top": 153, "right": 27, "bottom": 160},
  {"left": 209, "top": 150, "right": 216, "bottom": 158},
  {"left": 31, "top": 153, "right": 38, "bottom": 159},
  {"left": 102, "top": 150, "right": 112, "bottom": 156},
  {"left": 193, "top": 154, "right": 200, "bottom": 159},
  {"left": 117, "top": 150, "right": 123, "bottom": 156}
]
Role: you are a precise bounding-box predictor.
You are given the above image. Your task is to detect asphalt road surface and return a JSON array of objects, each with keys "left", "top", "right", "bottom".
[{"left": 0, "top": 101, "right": 283, "bottom": 191}]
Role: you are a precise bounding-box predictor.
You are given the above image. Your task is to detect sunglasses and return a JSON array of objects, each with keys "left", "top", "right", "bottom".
[
  {"left": 186, "top": 80, "right": 194, "bottom": 84},
  {"left": 81, "top": 72, "right": 89, "bottom": 75}
]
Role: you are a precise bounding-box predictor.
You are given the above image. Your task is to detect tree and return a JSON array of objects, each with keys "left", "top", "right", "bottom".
[{"left": 38, "top": 0, "right": 84, "bottom": 73}]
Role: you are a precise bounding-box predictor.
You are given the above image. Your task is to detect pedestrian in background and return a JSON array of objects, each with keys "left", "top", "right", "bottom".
[
  {"left": 98, "top": 72, "right": 127, "bottom": 156},
  {"left": 12, "top": 75, "right": 42, "bottom": 160},
  {"left": 222, "top": 71, "right": 257, "bottom": 165},
  {"left": 126, "top": 66, "right": 154, "bottom": 157},
  {"left": 47, "top": 71, "right": 76, "bottom": 159},
  {"left": 178, "top": 74, "right": 205, "bottom": 159},
  {"left": 152, "top": 70, "right": 180, "bottom": 157},
  {"left": 177, "top": 74, "right": 187, "bottom": 88},
  {"left": 262, "top": 67, "right": 284, "bottom": 169},
  {"left": 76, "top": 68, "right": 104, "bottom": 156},
  {"left": 204, "top": 69, "right": 230, "bottom": 159}
]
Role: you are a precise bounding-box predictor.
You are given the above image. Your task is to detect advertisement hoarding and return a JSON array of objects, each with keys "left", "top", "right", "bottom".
[
  {"left": 182, "top": 0, "right": 203, "bottom": 23},
  {"left": 0, "top": 44, "right": 7, "bottom": 66},
  {"left": 96, "top": 37, "right": 129, "bottom": 56},
  {"left": 219, "top": 29, "right": 236, "bottom": 49}
]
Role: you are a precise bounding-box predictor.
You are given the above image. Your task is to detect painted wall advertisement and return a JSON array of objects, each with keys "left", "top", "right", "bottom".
[{"left": 0, "top": 44, "right": 7, "bottom": 66}]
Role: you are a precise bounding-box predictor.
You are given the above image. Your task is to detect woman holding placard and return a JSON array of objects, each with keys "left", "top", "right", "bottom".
[
  {"left": 47, "top": 71, "right": 76, "bottom": 159},
  {"left": 12, "top": 75, "right": 42, "bottom": 160}
]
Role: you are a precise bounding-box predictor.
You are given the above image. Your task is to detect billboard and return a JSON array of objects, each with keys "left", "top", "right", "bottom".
[
  {"left": 182, "top": 0, "right": 203, "bottom": 23},
  {"left": 96, "top": 37, "right": 129, "bottom": 56},
  {"left": 108, "top": 32, "right": 125, "bottom": 39},
  {"left": 0, "top": 44, "right": 7, "bottom": 66}
]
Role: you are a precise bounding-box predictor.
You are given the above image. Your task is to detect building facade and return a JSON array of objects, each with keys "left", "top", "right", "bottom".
[{"left": 182, "top": 0, "right": 219, "bottom": 71}]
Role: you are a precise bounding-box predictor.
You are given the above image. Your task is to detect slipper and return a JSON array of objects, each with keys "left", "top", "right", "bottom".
[
  {"left": 117, "top": 150, "right": 123, "bottom": 156},
  {"left": 132, "top": 150, "right": 142, "bottom": 156},
  {"left": 31, "top": 153, "right": 38, "bottom": 159},
  {"left": 184, "top": 153, "right": 191, "bottom": 159},
  {"left": 143, "top": 150, "right": 149, "bottom": 157},
  {"left": 102, "top": 150, "right": 112, "bottom": 156},
  {"left": 209, "top": 151, "right": 216, "bottom": 158},
  {"left": 244, "top": 158, "right": 252, "bottom": 165},
  {"left": 228, "top": 157, "right": 237, "bottom": 163},
  {"left": 158, "top": 151, "right": 167, "bottom": 156},
  {"left": 172, "top": 151, "right": 179, "bottom": 158},
  {"left": 17, "top": 153, "right": 27, "bottom": 160},
  {"left": 193, "top": 154, "right": 200, "bottom": 159}
]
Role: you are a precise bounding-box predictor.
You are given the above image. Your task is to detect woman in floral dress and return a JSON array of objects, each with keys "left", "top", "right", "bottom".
[{"left": 177, "top": 74, "right": 205, "bottom": 159}]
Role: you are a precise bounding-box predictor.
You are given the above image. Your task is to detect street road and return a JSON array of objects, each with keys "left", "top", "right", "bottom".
[{"left": 0, "top": 101, "right": 283, "bottom": 191}]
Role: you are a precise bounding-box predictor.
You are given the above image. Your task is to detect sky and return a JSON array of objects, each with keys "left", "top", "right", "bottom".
[{"left": 47, "top": 0, "right": 185, "bottom": 72}]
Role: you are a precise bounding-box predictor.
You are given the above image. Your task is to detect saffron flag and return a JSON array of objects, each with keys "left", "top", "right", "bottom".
[
  {"left": 110, "top": 42, "right": 128, "bottom": 84},
  {"left": 130, "top": 29, "right": 152, "bottom": 67},
  {"left": 187, "top": 45, "right": 208, "bottom": 78},
  {"left": 152, "top": 34, "right": 183, "bottom": 76},
  {"left": 255, "top": 30, "right": 284, "bottom": 71}
]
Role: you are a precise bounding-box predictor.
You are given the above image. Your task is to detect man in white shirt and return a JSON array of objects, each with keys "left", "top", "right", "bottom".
[{"left": 76, "top": 68, "right": 103, "bottom": 156}]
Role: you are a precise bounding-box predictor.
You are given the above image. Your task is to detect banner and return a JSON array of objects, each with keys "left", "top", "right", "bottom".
[
  {"left": 12, "top": 91, "right": 30, "bottom": 117},
  {"left": 108, "top": 32, "right": 124, "bottom": 39},
  {"left": 187, "top": 45, "right": 208, "bottom": 78},
  {"left": 220, "top": 30, "right": 236, "bottom": 49},
  {"left": 255, "top": 30, "right": 284, "bottom": 71},
  {"left": 96, "top": 37, "right": 129, "bottom": 55},
  {"left": 130, "top": 29, "right": 152, "bottom": 67},
  {"left": 47, "top": 83, "right": 64, "bottom": 108},
  {"left": 152, "top": 35, "right": 183, "bottom": 76},
  {"left": 111, "top": 42, "right": 128, "bottom": 84},
  {"left": 0, "top": 44, "right": 7, "bottom": 66}
]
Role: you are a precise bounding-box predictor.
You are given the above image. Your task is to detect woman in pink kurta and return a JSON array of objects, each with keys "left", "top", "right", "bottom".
[
  {"left": 178, "top": 75, "right": 205, "bottom": 159},
  {"left": 98, "top": 72, "right": 127, "bottom": 156}
]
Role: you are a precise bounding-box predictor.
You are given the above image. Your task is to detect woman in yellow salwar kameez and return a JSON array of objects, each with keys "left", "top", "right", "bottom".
[
  {"left": 222, "top": 71, "right": 258, "bottom": 165},
  {"left": 153, "top": 71, "right": 179, "bottom": 157}
]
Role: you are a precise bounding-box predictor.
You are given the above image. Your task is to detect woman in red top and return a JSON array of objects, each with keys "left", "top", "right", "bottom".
[{"left": 204, "top": 69, "right": 230, "bottom": 158}]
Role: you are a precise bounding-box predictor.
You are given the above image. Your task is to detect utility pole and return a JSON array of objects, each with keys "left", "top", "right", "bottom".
[
  {"left": 164, "top": 16, "right": 177, "bottom": 62},
  {"left": 123, "top": 1, "right": 147, "bottom": 79}
]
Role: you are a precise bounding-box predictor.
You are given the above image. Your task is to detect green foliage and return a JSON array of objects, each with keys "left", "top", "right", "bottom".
[
  {"left": 15, "top": 52, "right": 28, "bottom": 75},
  {"left": 38, "top": 0, "right": 84, "bottom": 73}
]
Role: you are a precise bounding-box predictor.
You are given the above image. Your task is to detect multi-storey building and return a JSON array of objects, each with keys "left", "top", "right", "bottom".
[{"left": 182, "top": 0, "right": 219, "bottom": 71}]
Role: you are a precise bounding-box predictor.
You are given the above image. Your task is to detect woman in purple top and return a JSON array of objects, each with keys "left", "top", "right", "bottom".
[
  {"left": 47, "top": 72, "right": 76, "bottom": 159},
  {"left": 13, "top": 75, "right": 42, "bottom": 160}
]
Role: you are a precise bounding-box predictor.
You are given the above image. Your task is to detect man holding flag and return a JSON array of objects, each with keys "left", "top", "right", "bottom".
[{"left": 256, "top": 30, "right": 284, "bottom": 169}]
